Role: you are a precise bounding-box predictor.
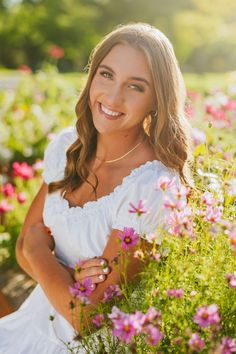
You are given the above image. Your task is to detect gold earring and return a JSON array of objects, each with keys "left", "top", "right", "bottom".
[{"left": 151, "top": 111, "right": 157, "bottom": 118}]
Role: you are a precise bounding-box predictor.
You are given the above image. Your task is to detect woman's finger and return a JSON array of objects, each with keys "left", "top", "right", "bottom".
[
  {"left": 74, "top": 265, "right": 110, "bottom": 282},
  {"left": 81, "top": 258, "right": 108, "bottom": 269}
]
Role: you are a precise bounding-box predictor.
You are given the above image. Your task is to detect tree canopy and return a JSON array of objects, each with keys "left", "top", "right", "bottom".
[{"left": 0, "top": 0, "right": 236, "bottom": 72}]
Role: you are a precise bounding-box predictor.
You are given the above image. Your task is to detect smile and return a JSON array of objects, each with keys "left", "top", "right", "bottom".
[{"left": 99, "top": 103, "right": 124, "bottom": 120}]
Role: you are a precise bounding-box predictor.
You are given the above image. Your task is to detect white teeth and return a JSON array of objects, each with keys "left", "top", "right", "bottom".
[{"left": 101, "top": 104, "right": 122, "bottom": 117}]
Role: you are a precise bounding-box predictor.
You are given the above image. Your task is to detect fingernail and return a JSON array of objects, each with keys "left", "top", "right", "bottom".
[
  {"left": 100, "top": 260, "right": 106, "bottom": 266},
  {"left": 103, "top": 267, "right": 109, "bottom": 273},
  {"left": 99, "top": 275, "right": 105, "bottom": 280},
  {"left": 91, "top": 284, "right": 95, "bottom": 289}
]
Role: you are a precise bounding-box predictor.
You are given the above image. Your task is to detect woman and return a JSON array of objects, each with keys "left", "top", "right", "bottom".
[{"left": 0, "top": 22, "right": 192, "bottom": 353}]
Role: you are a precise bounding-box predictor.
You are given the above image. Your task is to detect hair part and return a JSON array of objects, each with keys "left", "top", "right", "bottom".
[{"left": 48, "top": 22, "right": 193, "bottom": 195}]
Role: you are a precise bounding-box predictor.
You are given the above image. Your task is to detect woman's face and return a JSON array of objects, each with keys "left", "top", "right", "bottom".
[{"left": 89, "top": 42, "right": 156, "bottom": 136}]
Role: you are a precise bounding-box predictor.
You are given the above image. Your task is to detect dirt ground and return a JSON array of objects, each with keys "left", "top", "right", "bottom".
[{"left": 0, "top": 268, "right": 35, "bottom": 311}]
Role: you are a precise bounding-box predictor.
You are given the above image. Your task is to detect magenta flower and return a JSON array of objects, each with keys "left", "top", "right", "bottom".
[
  {"left": 17, "top": 192, "right": 26, "bottom": 204},
  {"left": 204, "top": 205, "right": 222, "bottom": 223},
  {"left": 0, "top": 200, "right": 14, "bottom": 214},
  {"left": 1, "top": 183, "right": 15, "bottom": 197},
  {"left": 109, "top": 306, "right": 163, "bottom": 346},
  {"left": 69, "top": 278, "right": 94, "bottom": 298},
  {"left": 110, "top": 311, "right": 137, "bottom": 343},
  {"left": 193, "top": 304, "right": 221, "bottom": 328},
  {"left": 225, "top": 272, "right": 236, "bottom": 289},
  {"left": 92, "top": 314, "right": 105, "bottom": 328},
  {"left": 201, "top": 191, "right": 216, "bottom": 206},
  {"left": 143, "top": 324, "right": 163, "bottom": 346},
  {"left": 118, "top": 227, "right": 139, "bottom": 250},
  {"left": 13, "top": 162, "right": 34, "bottom": 180},
  {"left": 218, "top": 336, "right": 236, "bottom": 353},
  {"left": 102, "top": 284, "right": 123, "bottom": 302},
  {"left": 166, "top": 288, "right": 184, "bottom": 298},
  {"left": 188, "top": 333, "right": 205, "bottom": 352},
  {"left": 129, "top": 199, "right": 149, "bottom": 216}
]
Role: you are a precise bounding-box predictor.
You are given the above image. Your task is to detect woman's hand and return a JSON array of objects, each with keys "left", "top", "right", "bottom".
[
  {"left": 23, "top": 222, "right": 55, "bottom": 259},
  {"left": 72, "top": 257, "right": 110, "bottom": 289}
]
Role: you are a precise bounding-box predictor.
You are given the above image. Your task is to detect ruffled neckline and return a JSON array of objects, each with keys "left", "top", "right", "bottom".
[{"left": 53, "top": 159, "right": 166, "bottom": 213}]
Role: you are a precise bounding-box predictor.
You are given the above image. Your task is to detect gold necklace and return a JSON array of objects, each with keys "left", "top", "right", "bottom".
[{"left": 96, "top": 139, "right": 144, "bottom": 163}]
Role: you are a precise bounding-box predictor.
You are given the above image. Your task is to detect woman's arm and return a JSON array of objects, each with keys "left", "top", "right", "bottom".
[
  {"left": 15, "top": 182, "right": 49, "bottom": 280},
  {"left": 23, "top": 225, "right": 144, "bottom": 333}
]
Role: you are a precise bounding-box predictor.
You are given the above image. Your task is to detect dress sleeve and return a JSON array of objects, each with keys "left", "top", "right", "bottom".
[
  {"left": 42, "top": 126, "right": 77, "bottom": 184},
  {"left": 112, "top": 163, "right": 181, "bottom": 236}
]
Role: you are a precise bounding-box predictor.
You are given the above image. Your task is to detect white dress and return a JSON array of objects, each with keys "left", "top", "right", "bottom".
[{"left": 0, "top": 127, "right": 179, "bottom": 354}]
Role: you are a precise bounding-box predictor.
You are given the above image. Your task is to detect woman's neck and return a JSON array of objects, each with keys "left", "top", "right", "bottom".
[{"left": 95, "top": 130, "right": 145, "bottom": 163}]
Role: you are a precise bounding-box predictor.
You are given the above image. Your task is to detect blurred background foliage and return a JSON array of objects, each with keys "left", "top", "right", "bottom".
[{"left": 0, "top": 0, "right": 236, "bottom": 73}]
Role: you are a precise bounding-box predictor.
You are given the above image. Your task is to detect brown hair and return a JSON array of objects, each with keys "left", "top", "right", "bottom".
[{"left": 48, "top": 22, "right": 193, "bottom": 195}]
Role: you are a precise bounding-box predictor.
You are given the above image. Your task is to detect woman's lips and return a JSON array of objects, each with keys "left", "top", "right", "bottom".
[{"left": 98, "top": 102, "right": 124, "bottom": 121}]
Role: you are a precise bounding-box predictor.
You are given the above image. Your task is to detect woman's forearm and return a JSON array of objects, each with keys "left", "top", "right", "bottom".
[
  {"left": 15, "top": 238, "right": 38, "bottom": 281},
  {"left": 25, "top": 246, "right": 82, "bottom": 330}
]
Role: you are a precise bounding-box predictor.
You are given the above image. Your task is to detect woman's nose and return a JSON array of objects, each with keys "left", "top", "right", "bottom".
[{"left": 105, "top": 84, "right": 124, "bottom": 107}]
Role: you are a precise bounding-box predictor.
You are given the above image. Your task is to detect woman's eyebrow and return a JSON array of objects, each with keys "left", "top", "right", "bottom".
[{"left": 98, "top": 64, "right": 151, "bottom": 87}]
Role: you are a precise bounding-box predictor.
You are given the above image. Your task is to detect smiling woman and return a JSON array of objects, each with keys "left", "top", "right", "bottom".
[{"left": 0, "top": 23, "right": 193, "bottom": 353}]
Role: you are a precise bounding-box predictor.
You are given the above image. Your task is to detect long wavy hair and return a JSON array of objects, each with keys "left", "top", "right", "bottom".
[{"left": 48, "top": 22, "right": 193, "bottom": 195}]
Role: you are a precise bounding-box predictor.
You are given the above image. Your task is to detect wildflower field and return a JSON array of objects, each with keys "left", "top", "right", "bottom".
[{"left": 0, "top": 69, "right": 236, "bottom": 353}]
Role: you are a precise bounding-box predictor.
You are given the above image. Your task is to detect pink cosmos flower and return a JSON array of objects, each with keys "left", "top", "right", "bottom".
[
  {"left": 143, "top": 307, "right": 162, "bottom": 326},
  {"left": 204, "top": 205, "right": 222, "bottom": 223},
  {"left": 102, "top": 284, "right": 123, "bottom": 302},
  {"left": 13, "top": 162, "right": 34, "bottom": 180},
  {"left": 166, "top": 288, "right": 184, "bottom": 298},
  {"left": 118, "top": 227, "right": 139, "bottom": 250},
  {"left": 143, "top": 324, "right": 163, "bottom": 346},
  {"left": 1, "top": 183, "right": 15, "bottom": 197},
  {"left": 193, "top": 304, "right": 220, "bottom": 328},
  {"left": 0, "top": 200, "right": 14, "bottom": 214},
  {"left": 109, "top": 306, "right": 163, "bottom": 346},
  {"left": 154, "top": 176, "right": 176, "bottom": 191},
  {"left": 17, "top": 192, "right": 26, "bottom": 204},
  {"left": 188, "top": 333, "right": 205, "bottom": 352},
  {"left": 218, "top": 336, "right": 236, "bottom": 353},
  {"left": 129, "top": 199, "right": 149, "bottom": 216},
  {"left": 170, "top": 184, "right": 189, "bottom": 200},
  {"left": 48, "top": 45, "right": 64, "bottom": 59},
  {"left": 111, "top": 312, "right": 138, "bottom": 343},
  {"left": 92, "top": 314, "right": 104, "bottom": 328},
  {"left": 69, "top": 278, "right": 94, "bottom": 298},
  {"left": 201, "top": 191, "right": 216, "bottom": 206},
  {"left": 163, "top": 195, "right": 186, "bottom": 210},
  {"left": 225, "top": 272, "right": 236, "bottom": 289},
  {"left": 167, "top": 207, "right": 193, "bottom": 238}
]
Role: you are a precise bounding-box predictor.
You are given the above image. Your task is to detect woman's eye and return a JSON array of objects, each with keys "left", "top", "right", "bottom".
[
  {"left": 129, "top": 84, "right": 144, "bottom": 92},
  {"left": 100, "top": 71, "right": 112, "bottom": 79}
]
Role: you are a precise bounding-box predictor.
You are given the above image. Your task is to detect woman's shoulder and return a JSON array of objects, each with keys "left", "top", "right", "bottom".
[{"left": 53, "top": 126, "right": 77, "bottom": 145}]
